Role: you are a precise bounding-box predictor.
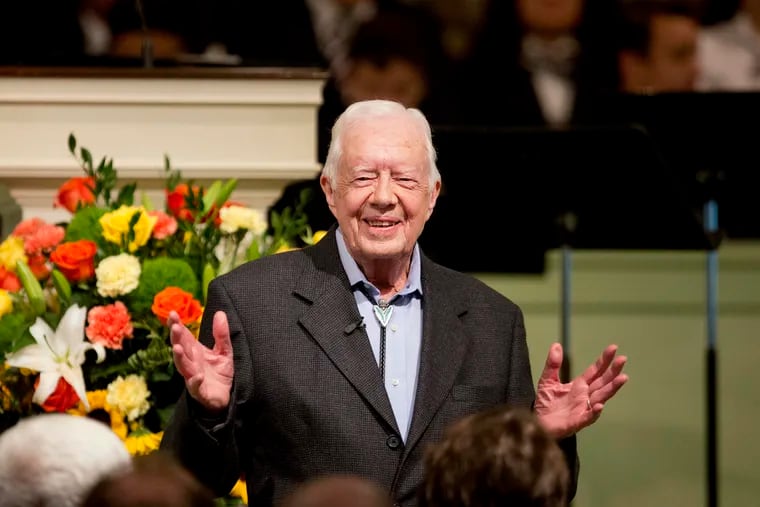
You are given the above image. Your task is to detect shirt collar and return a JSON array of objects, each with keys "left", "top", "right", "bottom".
[{"left": 335, "top": 227, "right": 423, "bottom": 297}]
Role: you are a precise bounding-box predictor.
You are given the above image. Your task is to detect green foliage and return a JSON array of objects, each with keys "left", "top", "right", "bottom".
[
  {"left": 64, "top": 205, "right": 107, "bottom": 245},
  {"left": 0, "top": 313, "right": 35, "bottom": 354},
  {"left": 127, "top": 258, "right": 199, "bottom": 315}
]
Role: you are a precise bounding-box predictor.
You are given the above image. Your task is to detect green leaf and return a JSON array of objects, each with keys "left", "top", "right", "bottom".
[
  {"left": 246, "top": 237, "right": 261, "bottom": 261},
  {"left": 80, "top": 147, "right": 93, "bottom": 170},
  {"left": 51, "top": 269, "right": 72, "bottom": 305},
  {"left": 202, "top": 180, "right": 223, "bottom": 212},
  {"left": 215, "top": 179, "right": 238, "bottom": 208},
  {"left": 15, "top": 260, "right": 45, "bottom": 316},
  {"left": 117, "top": 182, "right": 137, "bottom": 206},
  {"left": 141, "top": 192, "right": 154, "bottom": 210},
  {"left": 156, "top": 404, "right": 176, "bottom": 428},
  {"left": 0, "top": 313, "right": 35, "bottom": 353},
  {"left": 68, "top": 133, "right": 76, "bottom": 154},
  {"left": 202, "top": 262, "right": 216, "bottom": 304}
]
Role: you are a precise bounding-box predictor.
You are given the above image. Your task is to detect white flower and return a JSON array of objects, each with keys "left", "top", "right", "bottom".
[
  {"left": 219, "top": 205, "right": 267, "bottom": 234},
  {"left": 214, "top": 231, "right": 256, "bottom": 275},
  {"left": 5, "top": 304, "right": 105, "bottom": 411},
  {"left": 96, "top": 254, "right": 141, "bottom": 297}
]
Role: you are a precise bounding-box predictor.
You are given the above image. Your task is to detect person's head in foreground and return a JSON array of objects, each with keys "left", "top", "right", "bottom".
[
  {"left": 278, "top": 474, "right": 393, "bottom": 507},
  {"left": 82, "top": 450, "right": 216, "bottom": 507},
  {"left": 419, "top": 405, "right": 570, "bottom": 507},
  {"left": 320, "top": 99, "right": 441, "bottom": 283},
  {"left": 0, "top": 413, "right": 132, "bottom": 507}
]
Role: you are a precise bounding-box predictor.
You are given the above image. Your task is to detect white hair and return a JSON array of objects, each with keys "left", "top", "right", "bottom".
[
  {"left": 321, "top": 99, "right": 441, "bottom": 190},
  {"left": 0, "top": 413, "right": 133, "bottom": 507}
]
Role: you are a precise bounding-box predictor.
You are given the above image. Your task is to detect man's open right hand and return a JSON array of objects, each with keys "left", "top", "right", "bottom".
[{"left": 169, "top": 310, "right": 234, "bottom": 412}]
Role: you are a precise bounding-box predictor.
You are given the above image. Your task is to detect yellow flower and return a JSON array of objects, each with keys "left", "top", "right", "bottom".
[
  {"left": 312, "top": 230, "right": 327, "bottom": 244},
  {"left": 0, "top": 237, "right": 27, "bottom": 271},
  {"left": 99, "top": 205, "right": 157, "bottom": 252},
  {"left": 68, "top": 390, "right": 129, "bottom": 440},
  {"left": 191, "top": 307, "right": 204, "bottom": 338},
  {"left": 219, "top": 205, "right": 267, "bottom": 235},
  {"left": 229, "top": 478, "right": 248, "bottom": 504},
  {"left": 124, "top": 429, "right": 163, "bottom": 456},
  {"left": 106, "top": 374, "right": 151, "bottom": 422},
  {"left": 0, "top": 289, "right": 12, "bottom": 317},
  {"left": 96, "top": 253, "right": 141, "bottom": 297},
  {"left": 275, "top": 244, "right": 297, "bottom": 254}
]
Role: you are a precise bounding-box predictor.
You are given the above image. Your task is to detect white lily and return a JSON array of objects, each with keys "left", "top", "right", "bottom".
[{"left": 5, "top": 304, "right": 105, "bottom": 411}]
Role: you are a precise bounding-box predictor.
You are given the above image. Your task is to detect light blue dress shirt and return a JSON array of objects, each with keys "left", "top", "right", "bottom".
[{"left": 336, "top": 228, "right": 423, "bottom": 441}]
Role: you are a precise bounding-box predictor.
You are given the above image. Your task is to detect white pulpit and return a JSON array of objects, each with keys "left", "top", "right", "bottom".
[{"left": 0, "top": 66, "right": 327, "bottom": 224}]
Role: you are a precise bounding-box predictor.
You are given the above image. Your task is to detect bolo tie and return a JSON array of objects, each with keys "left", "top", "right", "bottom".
[{"left": 373, "top": 297, "right": 394, "bottom": 380}]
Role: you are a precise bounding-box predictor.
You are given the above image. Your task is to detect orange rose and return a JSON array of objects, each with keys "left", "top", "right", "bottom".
[
  {"left": 34, "top": 376, "right": 80, "bottom": 412},
  {"left": 50, "top": 240, "right": 98, "bottom": 282},
  {"left": 151, "top": 286, "right": 203, "bottom": 325},
  {"left": 55, "top": 176, "right": 95, "bottom": 213},
  {"left": 26, "top": 253, "right": 50, "bottom": 280}
]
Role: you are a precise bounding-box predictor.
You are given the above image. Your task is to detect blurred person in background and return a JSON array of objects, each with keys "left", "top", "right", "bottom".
[
  {"left": 0, "top": 413, "right": 132, "bottom": 507},
  {"left": 455, "top": 0, "right": 621, "bottom": 127},
  {"left": 699, "top": 0, "right": 760, "bottom": 90},
  {"left": 268, "top": 4, "right": 451, "bottom": 234},
  {"left": 279, "top": 475, "right": 394, "bottom": 507},
  {"left": 82, "top": 451, "right": 215, "bottom": 507},
  {"left": 617, "top": 0, "right": 703, "bottom": 93},
  {"left": 419, "top": 406, "right": 569, "bottom": 507}
]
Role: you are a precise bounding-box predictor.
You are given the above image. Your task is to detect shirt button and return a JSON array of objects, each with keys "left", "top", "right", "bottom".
[
  {"left": 391, "top": 378, "right": 400, "bottom": 387},
  {"left": 391, "top": 324, "right": 397, "bottom": 332},
  {"left": 386, "top": 435, "right": 402, "bottom": 450}
]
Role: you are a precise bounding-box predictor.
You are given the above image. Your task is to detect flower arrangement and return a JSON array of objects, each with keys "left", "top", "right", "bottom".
[{"left": 0, "top": 134, "right": 323, "bottom": 505}]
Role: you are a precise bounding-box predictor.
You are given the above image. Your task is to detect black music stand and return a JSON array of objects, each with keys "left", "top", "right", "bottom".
[
  {"left": 601, "top": 91, "right": 760, "bottom": 507},
  {"left": 421, "top": 122, "right": 720, "bottom": 506}
]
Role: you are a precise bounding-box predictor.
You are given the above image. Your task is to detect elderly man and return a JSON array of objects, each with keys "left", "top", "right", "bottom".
[{"left": 161, "top": 99, "right": 628, "bottom": 506}]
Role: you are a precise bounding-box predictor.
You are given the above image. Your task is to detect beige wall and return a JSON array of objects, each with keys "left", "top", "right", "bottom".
[{"left": 476, "top": 240, "right": 760, "bottom": 507}]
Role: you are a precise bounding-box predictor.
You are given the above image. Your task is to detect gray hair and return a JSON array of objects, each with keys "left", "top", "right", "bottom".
[
  {"left": 0, "top": 413, "right": 133, "bottom": 507},
  {"left": 321, "top": 99, "right": 441, "bottom": 190}
]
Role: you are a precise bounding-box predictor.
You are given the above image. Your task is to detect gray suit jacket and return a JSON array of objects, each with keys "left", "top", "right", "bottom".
[{"left": 161, "top": 228, "right": 578, "bottom": 506}]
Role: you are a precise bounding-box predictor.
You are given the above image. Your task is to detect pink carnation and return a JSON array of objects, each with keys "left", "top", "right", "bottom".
[
  {"left": 148, "top": 210, "right": 178, "bottom": 240},
  {"left": 12, "top": 218, "right": 65, "bottom": 255},
  {"left": 86, "top": 301, "right": 134, "bottom": 350}
]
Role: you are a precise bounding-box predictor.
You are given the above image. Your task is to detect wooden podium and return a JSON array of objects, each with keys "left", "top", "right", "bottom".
[{"left": 0, "top": 66, "right": 327, "bottom": 224}]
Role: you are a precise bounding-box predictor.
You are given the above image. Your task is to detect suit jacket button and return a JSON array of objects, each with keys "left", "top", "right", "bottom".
[{"left": 386, "top": 435, "right": 401, "bottom": 450}]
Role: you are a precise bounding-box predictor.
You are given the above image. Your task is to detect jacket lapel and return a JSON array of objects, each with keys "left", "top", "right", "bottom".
[
  {"left": 295, "top": 231, "right": 399, "bottom": 434},
  {"left": 404, "top": 259, "right": 469, "bottom": 451}
]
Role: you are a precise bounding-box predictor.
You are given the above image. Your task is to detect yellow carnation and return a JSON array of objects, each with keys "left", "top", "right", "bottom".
[
  {"left": 219, "top": 205, "right": 267, "bottom": 235},
  {"left": 106, "top": 374, "right": 151, "bottom": 422},
  {"left": 99, "top": 205, "right": 157, "bottom": 252},
  {"left": 0, "top": 237, "right": 27, "bottom": 271},
  {"left": 96, "top": 253, "right": 141, "bottom": 297},
  {"left": 0, "top": 289, "right": 12, "bottom": 317}
]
